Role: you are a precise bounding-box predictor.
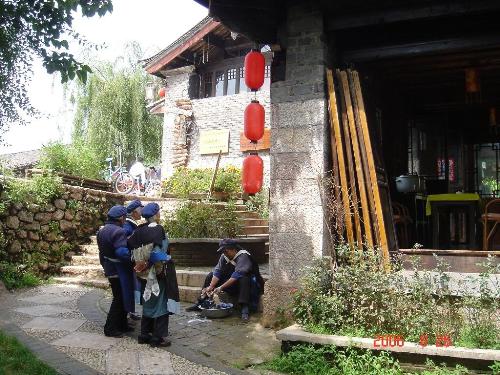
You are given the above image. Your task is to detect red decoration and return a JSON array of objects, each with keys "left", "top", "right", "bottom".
[
  {"left": 242, "top": 153, "right": 263, "bottom": 195},
  {"left": 244, "top": 100, "right": 265, "bottom": 142},
  {"left": 244, "top": 50, "right": 265, "bottom": 91},
  {"left": 158, "top": 87, "right": 166, "bottom": 98}
]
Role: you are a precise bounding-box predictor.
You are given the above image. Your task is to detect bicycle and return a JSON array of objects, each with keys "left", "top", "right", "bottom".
[{"left": 103, "top": 156, "right": 135, "bottom": 195}]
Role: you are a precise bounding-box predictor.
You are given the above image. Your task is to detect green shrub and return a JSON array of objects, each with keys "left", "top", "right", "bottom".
[
  {"left": 0, "top": 262, "right": 42, "bottom": 289},
  {"left": 38, "top": 141, "right": 104, "bottom": 180},
  {"left": 162, "top": 166, "right": 242, "bottom": 198},
  {"left": 162, "top": 201, "right": 242, "bottom": 238},
  {"left": 245, "top": 187, "right": 269, "bottom": 219},
  {"left": 265, "top": 345, "right": 474, "bottom": 375},
  {"left": 5, "top": 174, "right": 63, "bottom": 205},
  {"left": 292, "top": 245, "right": 499, "bottom": 349}
]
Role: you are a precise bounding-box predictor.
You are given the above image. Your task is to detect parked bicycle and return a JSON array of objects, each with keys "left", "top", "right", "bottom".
[{"left": 103, "top": 152, "right": 135, "bottom": 194}]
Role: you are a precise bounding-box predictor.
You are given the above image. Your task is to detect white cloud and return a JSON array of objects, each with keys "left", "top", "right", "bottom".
[{"left": 1, "top": 0, "right": 207, "bottom": 154}]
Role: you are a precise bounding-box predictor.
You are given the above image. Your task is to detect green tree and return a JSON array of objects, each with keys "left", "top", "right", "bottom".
[
  {"left": 72, "top": 44, "right": 162, "bottom": 165},
  {"left": 0, "top": 0, "right": 113, "bottom": 133}
]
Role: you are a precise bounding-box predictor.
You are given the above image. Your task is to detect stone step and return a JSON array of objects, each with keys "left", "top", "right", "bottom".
[
  {"left": 243, "top": 218, "right": 269, "bottom": 227},
  {"left": 242, "top": 226, "right": 269, "bottom": 235},
  {"left": 235, "top": 210, "right": 261, "bottom": 219},
  {"left": 61, "top": 265, "right": 104, "bottom": 279},
  {"left": 176, "top": 270, "right": 206, "bottom": 288},
  {"left": 52, "top": 276, "right": 108, "bottom": 289},
  {"left": 80, "top": 244, "right": 99, "bottom": 255},
  {"left": 71, "top": 255, "right": 100, "bottom": 266},
  {"left": 178, "top": 286, "right": 201, "bottom": 303},
  {"left": 211, "top": 203, "right": 248, "bottom": 211},
  {"left": 89, "top": 235, "right": 97, "bottom": 244},
  {"left": 237, "top": 233, "right": 270, "bottom": 241}
]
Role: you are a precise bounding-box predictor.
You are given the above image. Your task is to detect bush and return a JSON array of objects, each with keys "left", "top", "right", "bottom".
[
  {"left": 0, "top": 262, "right": 42, "bottom": 289},
  {"left": 38, "top": 141, "right": 104, "bottom": 180},
  {"left": 162, "top": 166, "right": 242, "bottom": 198},
  {"left": 5, "top": 174, "right": 63, "bottom": 205},
  {"left": 162, "top": 201, "right": 242, "bottom": 238},
  {"left": 265, "top": 344, "right": 472, "bottom": 375},
  {"left": 245, "top": 187, "right": 269, "bottom": 219},
  {"left": 292, "top": 245, "right": 499, "bottom": 349}
]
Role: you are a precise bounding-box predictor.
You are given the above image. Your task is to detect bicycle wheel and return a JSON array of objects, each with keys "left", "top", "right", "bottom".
[{"left": 114, "top": 173, "right": 135, "bottom": 194}]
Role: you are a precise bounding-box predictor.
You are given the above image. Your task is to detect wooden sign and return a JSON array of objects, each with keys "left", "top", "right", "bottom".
[
  {"left": 240, "top": 128, "right": 271, "bottom": 152},
  {"left": 199, "top": 129, "right": 230, "bottom": 154}
]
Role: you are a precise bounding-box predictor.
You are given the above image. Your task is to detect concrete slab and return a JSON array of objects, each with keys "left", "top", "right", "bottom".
[
  {"left": 19, "top": 295, "right": 76, "bottom": 305},
  {"left": 276, "top": 324, "right": 500, "bottom": 361},
  {"left": 106, "top": 350, "right": 138, "bottom": 374},
  {"left": 22, "top": 317, "right": 85, "bottom": 332},
  {"left": 14, "top": 304, "right": 73, "bottom": 317},
  {"left": 138, "top": 351, "right": 174, "bottom": 375},
  {"left": 52, "top": 332, "right": 120, "bottom": 350}
]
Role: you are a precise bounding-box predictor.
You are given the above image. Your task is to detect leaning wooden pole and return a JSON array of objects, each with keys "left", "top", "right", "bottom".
[
  {"left": 339, "top": 71, "right": 374, "bottom": 248},
  {"left": 351, "top": 71, "right": 390, "bottom": 269},
  {"left": 326, "top": 69, "right": 354, "bottom": 248}
]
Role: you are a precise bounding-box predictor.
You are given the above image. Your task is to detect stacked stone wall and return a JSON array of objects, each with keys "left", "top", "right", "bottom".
[{"left": 0, "top": 183, "right": 124, "bottom": 273}]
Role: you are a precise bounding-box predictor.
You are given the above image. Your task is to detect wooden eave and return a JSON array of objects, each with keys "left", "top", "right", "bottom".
[{"left": 145, "top": 20, "right": 221, "bottom": 75}]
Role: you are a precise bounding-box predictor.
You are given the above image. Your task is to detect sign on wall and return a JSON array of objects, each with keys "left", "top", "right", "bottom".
[
  {"left": 199, "top": 129, "right": 230, "bottom": 154},
  {"left": 240, "top": 128, "right": 271, "bottom": 152}
]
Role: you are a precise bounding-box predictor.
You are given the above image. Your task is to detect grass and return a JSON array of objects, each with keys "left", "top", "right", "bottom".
[
  {"left": 261, "top": 344, "right": 500, "bottom": 375},
  {"left": 0, "top": 330, "right": 58, "bottom": 375},
  {"left": 0, "top": 262, "right": 43, "bottom": 290}
]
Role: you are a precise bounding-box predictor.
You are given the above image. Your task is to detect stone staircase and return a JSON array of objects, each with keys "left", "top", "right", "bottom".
[{"left": 53, "top": 206, "right": 269, "bottom": 303}]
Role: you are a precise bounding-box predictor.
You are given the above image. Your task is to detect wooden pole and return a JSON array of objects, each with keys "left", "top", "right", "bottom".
[
  {"left": 351, "top": 71, "right": 391, "bottom": 269},
  {"left": 326, "top": 69, "right": 355, "bottom": 247},
  {"left": 336, "top": 69, "right": 362, "bottom": 247},
  {"left": 209, "top": 150, "right": 223, "bottom": 198},
  {"left": 339, "top": 71, "right": 374, "bottom": 248}
]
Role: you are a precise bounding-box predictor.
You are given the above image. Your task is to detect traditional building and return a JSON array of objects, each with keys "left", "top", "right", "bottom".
[
  {"left": 143, "top": 17, "right": 272, "bottom": 185},
  {"left": 190, "top": 0, "right": 500, "bottom": 324}
]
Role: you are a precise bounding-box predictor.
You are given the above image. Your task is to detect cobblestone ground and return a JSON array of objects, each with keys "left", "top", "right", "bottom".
[{"left": 1, "top": 284, "right": 280, "bottom": 375}]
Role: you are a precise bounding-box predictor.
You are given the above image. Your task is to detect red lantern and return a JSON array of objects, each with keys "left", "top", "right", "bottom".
[
  {"left": 244, "top": 100, "right": 265, "bottom": 142},
  {"left": 158, "top": 87, "right": 166, "bottom": 98},
  {"left": 244, "top": 50, "right": 265, "bottom": 91},
  {"left": 242, "top": 153, "right": 263, "bottom": 195}
]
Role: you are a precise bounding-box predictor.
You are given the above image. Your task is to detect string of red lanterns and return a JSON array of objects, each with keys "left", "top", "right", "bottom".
[{"left": 242, "top": 49, "right": 265, "bottom": 195}]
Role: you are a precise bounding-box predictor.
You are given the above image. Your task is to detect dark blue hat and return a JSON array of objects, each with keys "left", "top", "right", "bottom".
[
  {"left": 107, "top": 205, "right": 127, "bottom": 219},
  {"left": 217, "top": 238, "right": 241, "bottom": 253},
  {"left": 127, "top": 199, "right": 143, "bottom": 213},
  {"left": 142, "top": 202, "right": 160, "bottom": 219}
]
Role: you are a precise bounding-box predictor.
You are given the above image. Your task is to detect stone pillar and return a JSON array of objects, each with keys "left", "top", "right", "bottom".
[
  {"left": 263, "top": 3, "right": 330, "bottom": 324},
  {"left": 161, "top": 111, "right": 176, "bottom": 179}
]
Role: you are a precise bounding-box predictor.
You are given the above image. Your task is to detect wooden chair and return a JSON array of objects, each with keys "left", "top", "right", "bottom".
[
  {"left": 482, "top": 198, "right": 500, "bottom": 250},
  {"left": 392, "top": 202, "right": 413, "bottom": 248}
]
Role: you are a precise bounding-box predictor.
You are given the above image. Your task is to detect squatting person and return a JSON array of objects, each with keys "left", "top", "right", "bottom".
[{"left": 186, "top": 238, "right": 264, "bottom": 321}]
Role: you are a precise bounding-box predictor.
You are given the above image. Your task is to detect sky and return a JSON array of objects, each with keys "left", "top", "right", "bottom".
[{"left": 0, "top": 0, "right": 208, "bottom": 155}]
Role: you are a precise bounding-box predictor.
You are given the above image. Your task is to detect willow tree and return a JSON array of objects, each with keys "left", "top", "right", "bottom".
[{"left": 72, "top": 46, "right": 162, "bottom": 165}]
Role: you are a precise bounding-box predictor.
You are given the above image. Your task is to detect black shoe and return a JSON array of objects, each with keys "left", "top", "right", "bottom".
[
  {"left": 150, "top": 338, "right": 171, "bottom": 347},
  {"left": 129, "top": 313, "right": 141, "bottom": 321},
  {"left": 104, "top": 331, "right": 124, "bottom": 338},
  {"left": 186, "top": 304, "right": 201, "bottom": 312},
  {"left": 138, "top": 335, "right": 151, "bottom": 344}
]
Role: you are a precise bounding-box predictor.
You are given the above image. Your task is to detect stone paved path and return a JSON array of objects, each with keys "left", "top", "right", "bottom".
[{"left": 0, "top": 284, "right": 280, "bottom": 375}]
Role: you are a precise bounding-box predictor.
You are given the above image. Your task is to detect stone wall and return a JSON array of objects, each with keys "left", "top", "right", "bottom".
[
  {"left": 0, "top": 183, "right": 124, "bottom": 273},
  {"left": 263, "top": 3, "right": 330, "bottom": 324},
  {"left": 161, "top": 67, "right": 271, "bottom": 186}
]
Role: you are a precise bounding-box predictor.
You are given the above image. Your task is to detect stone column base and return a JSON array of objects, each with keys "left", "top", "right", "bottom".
[{"left": 261, "top": 278, "right": 296, "bottom": 327}]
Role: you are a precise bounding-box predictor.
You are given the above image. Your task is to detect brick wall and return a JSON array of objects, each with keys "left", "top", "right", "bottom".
[{"left": 161, "top": 68, "right": 271, "bottom": 186}]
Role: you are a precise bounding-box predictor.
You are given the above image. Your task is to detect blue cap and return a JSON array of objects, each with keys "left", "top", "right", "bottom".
[
  {"left": 142, "top": 202, "right": 160, "bottom": 219},
  {"left": 217, "top": 238, "right": 241, "bottom": 253},
  {"left": 107, "top": 205, "right": 127, "bottom": 219},
  {"left": 127, "top": 199, "right": 143, "bottom": 213}
]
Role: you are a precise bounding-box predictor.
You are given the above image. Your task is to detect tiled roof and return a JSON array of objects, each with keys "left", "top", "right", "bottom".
[
  {"left": 142, "top": 16, "right": 214, "bottom": 67},
  {"left": 0, "top": 149, "right": 41, "bottom": 170}
]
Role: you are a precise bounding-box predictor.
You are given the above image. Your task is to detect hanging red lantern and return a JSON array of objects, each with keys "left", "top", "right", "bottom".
[
  {"left": 242, "top": 153, "right": 263, "bottom": 195},
  {"left": 244, "top": 100, "right": 265, "bottom": 142},
  {"left": 465, "top": 69, "right": 480, "bottom": 93},
  {"left": 158, "top": 87, "right": 166, "bottom": 98},
  {"left": 244, "top": 49, "right": 265, "bottom": 91}
]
